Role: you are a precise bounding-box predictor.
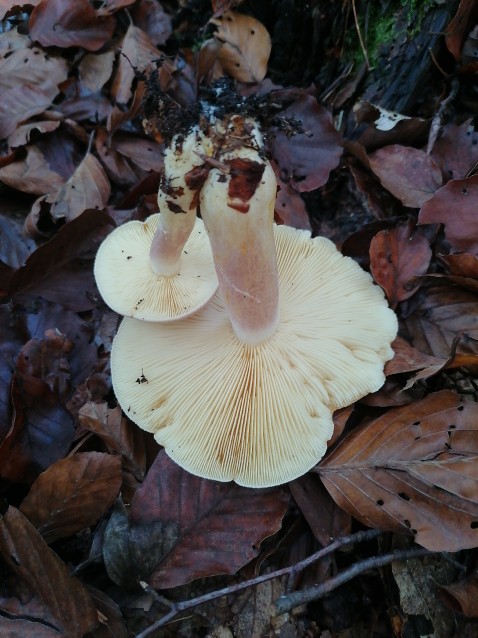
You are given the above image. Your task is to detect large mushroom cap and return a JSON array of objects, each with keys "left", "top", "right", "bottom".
[
  {"left": 111, "top": 224, "right": 397, "bottom": 487},
  {"left": 94, "top": 214, "right": 218, "bottom": 321}
]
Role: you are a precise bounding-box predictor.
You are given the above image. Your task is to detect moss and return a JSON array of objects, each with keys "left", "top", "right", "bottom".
[{"left": 345, "top": 0, "right": 435, "bottom": 68}]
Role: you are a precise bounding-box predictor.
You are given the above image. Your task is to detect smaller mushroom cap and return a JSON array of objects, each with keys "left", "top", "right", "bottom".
[
  {"left": 94, "top": 214, "right": 218, "bottom": 321},
  {"left": 111, "top": 225, "right": 397, "bottom": 487}
]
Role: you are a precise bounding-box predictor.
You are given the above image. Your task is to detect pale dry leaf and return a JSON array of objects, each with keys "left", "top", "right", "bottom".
[
  {"left": 111, "top": 24, "right": 161, "bottom": 105},
  {"left": 79, "top": 50, "right": 116, "bottom": 93},
  {"left": 0, "top": 145, "right": 65, "bottom": 195},
  {"left": 209, "top": 11, "right": 271, "bottom": 83},
  {"left": 50, "top": 152, "right": 111, "bottom": 222},
  {"left": 8, "top": 120, "right": 61, "bottom": 149}
]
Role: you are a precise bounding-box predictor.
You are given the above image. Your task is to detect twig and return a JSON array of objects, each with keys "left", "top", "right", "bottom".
[
  {"left": 351, "top": 0, "right": 371, "bottom": 71},
  {"left": 275, "top": 546, "right": 432, "bottom": 615},
  {"left": 134, "top": 528, "right": 383, "bottom": 638}
]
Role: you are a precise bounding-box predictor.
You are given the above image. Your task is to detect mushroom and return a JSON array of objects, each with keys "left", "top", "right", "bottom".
[
  {"left": 94, "top": 127, "right": 218, "bottom": 321},
  {"left": 111, "top": 120, "right": 397, "bottom": 487}
]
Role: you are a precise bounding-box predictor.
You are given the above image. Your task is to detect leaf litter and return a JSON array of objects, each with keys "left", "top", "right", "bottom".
[{"left": 0, "top": 1, "right": 478, "bottom": 636}]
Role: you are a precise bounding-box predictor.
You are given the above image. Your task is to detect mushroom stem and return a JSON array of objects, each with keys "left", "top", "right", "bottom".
[
  {"left": 149, "top": 209, "right": 196, "bottom": 276},
  {"left": 200, "top": 154, "right": 279, "bottom": 346},
  {"left": 149, "top": 127, "right": 208, "bottom": 277}
]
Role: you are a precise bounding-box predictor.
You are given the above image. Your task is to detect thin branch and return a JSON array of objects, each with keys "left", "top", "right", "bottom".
[
  {"left": 134, "top": 528, "right": 383, "bottom": 638},
  {"left": 275, "top": 546, "right": 432, "bottom": 615},
  {"left": 351, "top": 0, "right": 371, "bottom": 71}
]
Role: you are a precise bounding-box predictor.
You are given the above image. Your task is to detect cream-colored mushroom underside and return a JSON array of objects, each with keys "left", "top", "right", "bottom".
[
  {"left": 111, "top": 225, "right": 397, "bottom": 487},
  {"left": 94, "top": 215, "right": 217, "bottom": 321}
]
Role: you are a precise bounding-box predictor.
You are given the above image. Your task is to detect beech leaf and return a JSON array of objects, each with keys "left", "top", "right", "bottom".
[
  {"left": 370, "top": 218, "right": 432, "bottom": 308},
  {"left": 419, "top": 175, "right": 478, "bottom": 254},
  {"left": 128, "top": 451, "right": 289, "bottom": 589},
  {"left": 318, "top": 390, "right": 478, "bottom": 552},
  {"left": 368, "top": 145, "right": 442, "bottom": 208},
  {"left": 20, "top": 452, "right": 122, "bottom": 543},
  {"left": 49, "top": 152, "right": 111, "bottom": 222},
  {"left": 0, "top": 506, "right": 98, "bottom": 637},
  {"left": 29, "top": 0, "right": 115, "bottom": 51},
  {"left": 209, "top": 11, "right": 271, "bottom": 83}
]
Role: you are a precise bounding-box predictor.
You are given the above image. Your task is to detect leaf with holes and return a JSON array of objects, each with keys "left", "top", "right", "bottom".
[
  {"left": 209, "top": 11, "right": 271, "bottom": 83},
  {"left": 318, "top": 390, "right": 478, "bottom": 552}
]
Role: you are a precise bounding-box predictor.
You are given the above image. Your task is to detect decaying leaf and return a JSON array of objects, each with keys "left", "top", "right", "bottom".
[
  {"left": 121, "top": 451, "right": 289, "bottom": 588},
  {"left": 0, "top": 145, "right": 64, "bottom": 195},
  {"left": 49, "top": 152, "right": 111, "bottom": 222},
  {"left": 270, "top": 91, "right": 343, "bottom": 193},
  {"left": 438, "top": 574, "right": 478, "bottom": 617},
  {"left": 209, "top": 11, "right": 271, "bottom": 83},
  {"left": 29, "top": 0, "right": 115, "bottom": 51},
  {"left": 20, "top": 452, "right": 122, "bottom": 543},
  {"left": 431, "top": 119, "right": 478, "bottom": 181},
  {"left": 370, "top": 218, "right": 432, "bottom": 308},
  {"left": 368, "top": 145, "right": 442, "bottom": 208},
  {"left": 318, "top": 390, "right": 478, "bottom": 551},
  {"left": 419, "top": 174, "right": 478, "bottom": 254},
  {"left": 0, "top": 506, "right": 98, "bottom": 637}
]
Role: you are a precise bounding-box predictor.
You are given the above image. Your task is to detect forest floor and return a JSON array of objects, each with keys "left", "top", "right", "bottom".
[{"left": 1, "top": 1, "right": 478, "bottom": 637}]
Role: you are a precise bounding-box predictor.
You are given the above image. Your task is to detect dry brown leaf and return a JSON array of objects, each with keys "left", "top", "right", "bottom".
[
  {"left": 96, "top": 129, "right": 143, "bottom": 185},
  {"left": 0, "top": 146, "right": 65, "bottom": 195},
  {"left": 130, "top": 0, "right": 172, "bottom": 46},
  {"left": 272, "top": 160, "right": 311, "bottom": 231},
  {"left": 79, "top": 402, "right": 146, "bottom": 480},
  {"left": 8, "top": 120, "right": 61, "bottom": 150},
  {"left": 95, "top": 0, "right": 135, "bottom": 15},
  {"left": 368, "top": 145, "right": 442, "bottom": 208},
  {"left": 0, "top": 595, "right": 60, "bottom": 637},
  {"left": 438, "top": 574, "right": 478, "bottom": 617},
  {"left": 419, "top": 175, "right": 478, "bottom": 253},
  {"left": 0, "top": 506, "right": 98, "bottom": 637},
  {"left": 110, "top": 450, "right": 290, "bottom": 589},
  {"left": 385, "top": 336, "right": 445, "bottom": 376},
  {"left": 29, "top": 0, "right": 115, "bottom": 51},
  {"left": 431, "top": 119, "right": 478, "bottom": 181},
  {"left": 370, "top": 218, "right": 432, "bottom": 308},
  {"left": 20, "top": 452, "right": 122, "bottom": 543},
  {"left": 111, "top": 25, "right": 161, "bottom": 105},
  {"left": 319, "top": 390, "right": 478, "bottom": 551},
  {"left": 404, "top": 283, "right": 478, "bottom": 359},
  {"left": 209, "top": 11, "right": 271, "bottom": 83},
  {"left": 49, "top": 152, "right": 111, "bottom": 222},
  {"left": 79, "top": 51, "right": 116, "bottom": 93}
]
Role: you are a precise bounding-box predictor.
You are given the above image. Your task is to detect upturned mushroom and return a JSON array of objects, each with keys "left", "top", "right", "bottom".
[
  {"left": 111, "top": 119, "right": 397, "bottom": 487},
  {"left": 94, "top": 127, "right": 218, "bottom": 321}
]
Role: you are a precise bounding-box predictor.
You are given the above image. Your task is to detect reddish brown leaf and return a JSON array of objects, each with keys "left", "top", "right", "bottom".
[
  {"left": 29, "top": 0, "right": 115, "bottom": 51},
  {"left": 8, "top": 120, "right": 61, "bottom": 150},
  {"left": 404, "top": 284, "right": 478, "bottom": 359},
  {"left": 0, "top": 145, "right": 65, "bottom": 195},
  {"left": 0, "top": 506, "right": 98, "bottom": 636},
  {"left": 20, "top": 452, "right": 122, "bottom": 543},
  {"left": 209, "top": 11, "right": 271, "bottom": 83},
  {"left": 49, "top": 152, "right": 111, "bottom": 222},
  {"left": 370, "top": 218, "right": 432, "bottom": 308},
  {"left": 95, "top": 0, "right": 135, "bottom": 15},
  {"left": 419, "top": 175, "right": 478, "bottom": 253},
  {"left": 127, "top": 451, "right": 289, "bottom": 589},
  {"left": 318, "top": 390, "right": 478, "bottom": 551},
  {"left": 441, "top": 252, "right": 478, "bottom": 279},
  {"left": 438, "top": 574, "right": 478, "bottom": 617},
  {"left": 10, "top": 209, "right": 115, "bottom": 310},
  {"left": 79, "top": 50, "right": 115, "bottom": 94},
  {"left": 272, "top": 161, "right": 311, "bottom": 231},
  {"left": 368, "top": 145, "right": 442, "bottom": 208},
  {"left": 0, "top": 595, "right": 60, "bottom": 637},
  {"left": 431, "top": 119, "right": 478, "bottom": 181},
  {"left": 79, "top": 402, "right": 146, "bottom": 480},
  {"left": 385, "top": 336, "right": 445, "bottom": 376},
  {"left": 270, "top": 92, "right": 343, "bottom": 193},
  {"left": 445, "top": 0, "right": 478, "bottom": 61},
  {"left": 131, "top": 0, "right": 172, "bottom": 46},
  {"left": 96, "top": 129, "right": 142, "bottom": 185},
  {"left": 114, "top": 134, "right": 165, "bottom": 173},
  {"left": 289, "top": 474, "right": 351, "bottom": 546}
]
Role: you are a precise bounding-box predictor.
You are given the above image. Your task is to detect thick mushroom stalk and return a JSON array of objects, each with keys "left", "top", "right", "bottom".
[
  {"left": 200, "top": 152, "right": 279, "bottom": 345},
  {"left": 150, "top": 128, "right": 207, "bottom": 277}
]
